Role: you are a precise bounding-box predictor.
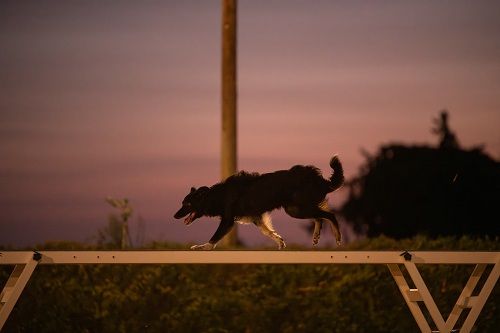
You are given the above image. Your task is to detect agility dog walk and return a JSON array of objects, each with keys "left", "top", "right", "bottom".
[{"left": 174, "top": 155, "right": 344, "bottom": 250}]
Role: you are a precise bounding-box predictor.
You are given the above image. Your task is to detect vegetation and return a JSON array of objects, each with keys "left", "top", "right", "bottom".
[
  {"left": 1, "top": 236, "right": 498, "bottom": 332},
  {"left": 341, "top": 111, "right": 500, "bottom": 239}
]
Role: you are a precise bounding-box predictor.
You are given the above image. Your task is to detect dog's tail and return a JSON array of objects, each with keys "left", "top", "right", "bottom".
[{"left": 329, "top": 155, "right": 344, "bottom": 192}]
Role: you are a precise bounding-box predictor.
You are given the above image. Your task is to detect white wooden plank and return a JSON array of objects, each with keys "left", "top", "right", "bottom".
[{"left": 1, "top": 251, "right": 498, "bottom": 265}]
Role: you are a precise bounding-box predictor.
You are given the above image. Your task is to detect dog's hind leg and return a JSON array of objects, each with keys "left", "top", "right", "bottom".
[
  {"left": 312, "top": 201, "right": 342, "bottom": 246},
  {"left": 312, "top": 219, "right": 323, "bottom": 246},
  {"left": 253, "top": 213, "right": 286, "bottom": 250},
  {"left": 317, "top": 210, "right": 341, "bottom": 246},
  {"left": 286, "top": 203, "right": 342, "bottom": 246}
]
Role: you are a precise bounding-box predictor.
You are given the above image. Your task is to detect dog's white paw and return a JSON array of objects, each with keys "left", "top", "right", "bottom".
[
  {"left": 336, "top": 240, "right": 342, "bottom": 246},
  {"left": 272, "top": 233, "right": 286, "bottom": 250},
  {"left": 190, "top": 243, "right": 215, "bottom": 250}
]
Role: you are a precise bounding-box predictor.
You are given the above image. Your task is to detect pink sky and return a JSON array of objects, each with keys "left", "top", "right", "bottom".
[{"left": 1, "top": 1, "right": 499, "bottom": 247}]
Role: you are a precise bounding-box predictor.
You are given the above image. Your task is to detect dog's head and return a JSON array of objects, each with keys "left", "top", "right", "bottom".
[{"left": 174, "top": 186, "right": 210, "bottom": 225}]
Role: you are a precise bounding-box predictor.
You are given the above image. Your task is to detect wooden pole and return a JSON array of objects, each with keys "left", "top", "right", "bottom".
[{"left": 220, "top": 0, "right": 238, "bottom": 247}]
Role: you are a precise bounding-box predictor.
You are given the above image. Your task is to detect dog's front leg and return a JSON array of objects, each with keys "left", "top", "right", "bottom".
[
  {"left": 190, "top": 243, "right": 215, "bottom": 250},
  {"left": 191, "top": 217, "right": 235, "bottom": 250}
]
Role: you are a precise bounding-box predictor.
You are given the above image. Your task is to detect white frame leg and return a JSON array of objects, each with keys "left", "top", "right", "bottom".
[
  {"left": 389, "top": 260, "right": 500, "bottom": 333},
  {"left": 403, "top": 261, "right": 447, "bottom": 332},
  {"left": 388, "top": 263, "right": 432, "bottom": 333},
  {"left": 459, "top": 260, "right": 499, "bottom": 332},
  {"left": 445, "top": 264, "right": 486, "bottom": 331},
  {"left": 0, "top": 257, "right": 38, "bottom": 331}
]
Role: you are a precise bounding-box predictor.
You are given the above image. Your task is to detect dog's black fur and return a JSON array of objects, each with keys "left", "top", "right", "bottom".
[{"left": 174, "top": 156, "right": 344, "bottom": 250}]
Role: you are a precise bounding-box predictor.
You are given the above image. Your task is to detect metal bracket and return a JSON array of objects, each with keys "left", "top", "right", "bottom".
[
  {"left": 400, "top": 250, "right": 413, "bottom": 261},
  {"left": 32, "top": 251, "right": 42, "bottom": 262}
]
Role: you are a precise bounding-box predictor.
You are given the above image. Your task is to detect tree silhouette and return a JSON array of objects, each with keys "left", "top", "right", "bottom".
[
  {"left": 432, "top": 110, "right": 460, "bottom": 149},
  {"left": 341, "top": 112, "right": 500, "bottom": 238}
]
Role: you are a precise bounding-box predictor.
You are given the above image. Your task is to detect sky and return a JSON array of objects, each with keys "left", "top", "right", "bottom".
[{"left": 1, "top": 0, "right": 499, "bottom": 248}]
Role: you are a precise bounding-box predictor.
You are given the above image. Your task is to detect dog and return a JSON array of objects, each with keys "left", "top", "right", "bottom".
[{"left": 174, "top": 155, "right": 344, "bottom": 250}]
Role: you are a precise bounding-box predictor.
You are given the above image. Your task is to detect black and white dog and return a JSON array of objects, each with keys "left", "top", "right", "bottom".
[{"left": 174, "top": 156, "right": 344, "bottom": 250}]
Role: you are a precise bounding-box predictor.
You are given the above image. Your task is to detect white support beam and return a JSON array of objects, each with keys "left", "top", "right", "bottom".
[
  {"left": 0, "top": 255, "right": 39, "bottom": 331},
  {"left": 407, "top": 289, "right": 423, "bottom": 302},
  {"left": 388, "top": 257, "right": 500, "bottom": 333},
  {"left": 404, "top": 261, "right": 447, "bottom": 332},
  {"left": 1, "top": 251, "right": 498, "bottom": 265},
  {"left": 387, "top": 264, "right": 432, "bottom": 333},
  {"left": 445, "top": 264, "right": 486, "bottom": 331},
  {"left": 460, "top": 260, "right": 499, "bottom": 332}
]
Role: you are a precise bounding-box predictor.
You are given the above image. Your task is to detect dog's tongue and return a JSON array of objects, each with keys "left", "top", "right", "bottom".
[{"left": 184, "top": 212, "right": 196, "bottom": 225}]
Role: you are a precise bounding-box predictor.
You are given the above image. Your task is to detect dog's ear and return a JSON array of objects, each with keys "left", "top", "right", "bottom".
[
  {"left": 193, "top": 186, "right": 209, "bottom": 197},
  {"left": 190, "top": 187, "right": 196, "bottom": 193}
]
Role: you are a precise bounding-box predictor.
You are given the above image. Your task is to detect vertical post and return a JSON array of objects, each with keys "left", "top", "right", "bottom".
[
  {"left": 121, "top": 220, "right": 130, "bottom": 249},
  {"left": 220, "top": 0, "right": 238, "bottom": 247}
]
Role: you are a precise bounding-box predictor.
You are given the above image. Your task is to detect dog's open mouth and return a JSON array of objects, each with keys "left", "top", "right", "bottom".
[{"left": 184, "top": 212, "right": 197, "bottom": 225}]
